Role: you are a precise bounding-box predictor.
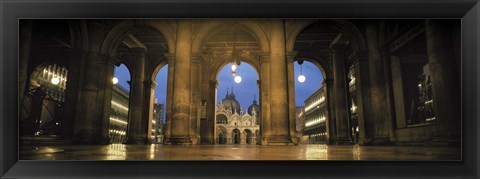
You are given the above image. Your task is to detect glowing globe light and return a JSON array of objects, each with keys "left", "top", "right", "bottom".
[
  {"left": 112, "top": 77, "right": 119, "bottom": 84},
  {"left": 234, "top": 75, "right": 242, "bottom": 83},
  {"left": 51, "top": 77, "right": 60, "bottom": 85},
  {"left": 298, "top": 75, "right": 306, "bottom": 83},
  {"left": 231, "top": 64, "right": 237, "bottom": 71}
]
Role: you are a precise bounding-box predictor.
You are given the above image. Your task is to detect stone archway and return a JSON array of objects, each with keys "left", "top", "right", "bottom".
[
  {"left": 216, "top": 125, "right": 228, "bottom": 144},
  {"left": 244, "top": 129, "right": 253, "bottom": 144},
  {"left": 99, "top": 20, "right": 173, "bottom": 144},
  {"left": 232, "top": 129, "right": 241, "bottom": 144},
  {"left": 200, "top": 22, "right": 263, "bottom": 145}
]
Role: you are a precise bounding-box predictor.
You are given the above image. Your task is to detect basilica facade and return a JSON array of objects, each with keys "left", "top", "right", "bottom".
[{"left": 215, "top": 90, "right": 260, "bottom": 144}]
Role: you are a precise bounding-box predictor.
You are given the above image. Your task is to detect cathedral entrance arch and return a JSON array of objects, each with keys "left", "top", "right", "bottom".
[
  {"left": 232, "top": 129, "right": 241, "bottom": 144},
  {"left": 216, "top": 125, "right": 227, "bottom": 144},
  {"left": 244, "top": 129, "right": 253, "bottom": 144}
]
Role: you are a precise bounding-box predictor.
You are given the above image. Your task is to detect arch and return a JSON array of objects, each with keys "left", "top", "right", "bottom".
[
  {"left": 294, "top": 54, "right": 332, "bottom": 80},
  {"left": 23, "top": 63, "right": 69, "bottom": 136},
  {"left": 67, "top": 20, "right": 89, "bottom": 51},
  {"left": 244, "top": 129, "right": 253, "bottom": 144},
  {"left": 100, "top": 19, "right": 175, "bottom": 57},
  {"left": 191, "top": 19, "right": 270, "bottom": 54},
  {"left": 212, "top": 58, "right": 261, "bottom": 82},
  {"left": 150, "top": 60, "right": 169, "bottom": 82},
  {"left": 286, "top": 19, "right": 367, "bottom": 52},
  {"left": 216, "top": 114, "right": 228, "bottom": 124},
  {"left": 232, "top": 128, "right": 241, "bottom": 144}
]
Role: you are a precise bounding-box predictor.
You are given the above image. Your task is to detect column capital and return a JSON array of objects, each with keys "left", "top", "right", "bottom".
[
  {"left": 144, "top": 80, "right": 158, "bottom": 89},
  {"left": 210, "top": 80, "right": 219, "bottom": 88},
  {"left": 259, "top": 54, "right": 271, "bottom": 63},
  {"left": 98, "top": 54, "right": 121, "bottom": 67},
  {"left": 164, "top": 53, "right": 175, "bottom": 64},
  {"left": 191, "top": 55, "right": 202, "bottom": 63},
  {"left": 323, "top": 78, "right": 334, "bottom": 86},
  {"left": 286, "top": 51, "right": 298, "bottom": 62}
]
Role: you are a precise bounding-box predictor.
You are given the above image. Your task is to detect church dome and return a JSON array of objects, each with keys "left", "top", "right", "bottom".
[
  {"left": 221, "top": 89, "right": 241, "bottom": 114},
  {"left": 247, "top": 97, "right": 260, "bottom": 116}
]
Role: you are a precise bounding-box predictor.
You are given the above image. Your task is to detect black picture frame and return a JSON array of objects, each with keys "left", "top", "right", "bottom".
[{"left": 1, "top": 0, "right": 479, "bottom": 178}]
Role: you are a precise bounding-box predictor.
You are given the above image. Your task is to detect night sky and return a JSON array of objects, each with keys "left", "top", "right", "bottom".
[{"left": 114, "top": 61, "right": 323, "bottom": 121}]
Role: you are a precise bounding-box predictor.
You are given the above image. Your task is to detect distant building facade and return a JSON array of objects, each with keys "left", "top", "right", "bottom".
[
  {"left": 152, "top": 103, "right": 165, "bottom": 143},
  {"left": 215, "top": 90, "right": 260, "bottom": 144},
  {"left": 109, "top": 84, "right": 129, "bottom": 143},
  {"left": 303, "top": 84, "right": 327, "bottom": 144},
  {"left": 295, "top": 106, "right": 305, "bottom": 144}
]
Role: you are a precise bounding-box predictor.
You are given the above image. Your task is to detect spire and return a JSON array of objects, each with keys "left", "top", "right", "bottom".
[
  {"left": 230, "top": 86, "right": 235, "bottom": 99},
  {"left": 226, "top": 87, "right": 230, "bottom": 99},
  {"left": 253, "top": 94, "right": 257, "bottom": 104}
]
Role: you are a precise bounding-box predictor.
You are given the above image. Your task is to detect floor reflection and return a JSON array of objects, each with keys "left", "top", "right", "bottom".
[
  {"left": 105, "top": 144, "right": 126, "bottom": 160},
  {"left": 305, "top": 145, "right": 328, "bottom": 160},
  {"left": 20, "top": 144, "right": 461, "bottom": 161}
]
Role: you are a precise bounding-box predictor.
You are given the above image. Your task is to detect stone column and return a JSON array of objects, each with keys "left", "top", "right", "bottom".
[
  {"left": 227, "top": 132, "right": 232, "bottom": 144},
  {"left": 330, "top": 44, "right": 350, "bottom": 144},
  {"left": 321, "top": 80, "right": 330, "bottom": 143},
  {"left": 19, "top": 20, "right": 33, "bottom": 113},
  {"left": 189, "top": 56, "right": 202, "bottom": 144},
  {"left": 268, "top": 19, "right": 292, "bottom": 145},
  {"left": 286, "top": 52, "right": 298, "bottom": 145},
  {"left": 61, "top": 52, "right": 85, "bottom": 140},
  {"left": 97, "top": 55, "right": 117, "bottom": 144},
  {"left": 365, "top": 21, "right": 392, "bottom": 145},
  {"left": 251, "top": 133, "right": 256, "bottom": 145},
  {"left": 164, "top": 54, "right": 175, "bottom": 143},
  {"left": 126, "top": 48, "right": 147, "bottom": 144},
  {"left": 73, "top": 52, "right": 102, "bottom": 144},
  {"left": 259, "top": 55, "right": 271, "bottom": 145},
  {"left": 352, "top": 55, "right": 369, "bottom": 146},
  {"left": 424, "top": 20, "right": 460, "bottom": 146},
  {"left": 240, "top": 132, "right": 246, "bottom": 144},
  {"left": 142, "top": 80, "right": 157, "bottom": 144},
  {"left": 168, "top": 20, "right": 192, "bottom": 144},
  {"left": 390, "top": 55, "right": 407, "bottom": 129},
  {"left": 201, "top": 80, "right": 217, "bottom": 144},
  {"left": 323, "top": 79, "right": 336, "bottom": 144}
]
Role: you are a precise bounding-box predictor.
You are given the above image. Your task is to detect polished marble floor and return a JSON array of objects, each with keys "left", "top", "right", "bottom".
[{"left": 19, "top": 144, "right": 461, "bottom": 161}]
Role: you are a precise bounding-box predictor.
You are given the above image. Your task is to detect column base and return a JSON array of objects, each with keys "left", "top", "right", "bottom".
[
  {"left": 334, "top": 137, "right": 352, "bottom": 145},
  {"left": 190, "top": 135, "right": 200, "bottom": 145},
  {"left": 166, "top": 136, "right": 193, "bottom": 145},
  {"left": 290, "top": 137, "right": 299, "bottom": 145},
  {"left": 362, "top": 136, "right": 392, "bottom": 146},
  {"left": 125, "top": 137, "right": 149, "bottom": 144},
  {"left": 260, "top": 137, "right": 269, "bottom": 145},
  {"left": 201, "top": 138, "right": 215, "bottom": 144},
  {"left": 266, "top": 135, "right": 294, "bottom": 146}
]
